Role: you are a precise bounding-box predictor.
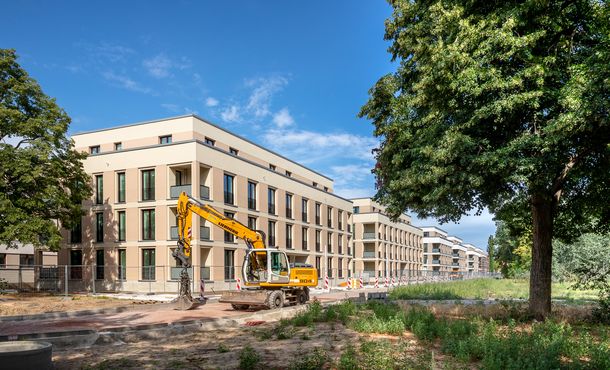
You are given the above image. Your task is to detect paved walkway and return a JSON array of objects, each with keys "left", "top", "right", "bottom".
[{"left": 0, "top": 287, "right": 387, "bottom": 337}]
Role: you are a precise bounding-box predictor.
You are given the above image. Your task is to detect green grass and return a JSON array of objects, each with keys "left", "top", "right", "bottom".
[{"left": 388, "top": 278, "right": 599, "bottom": 301}]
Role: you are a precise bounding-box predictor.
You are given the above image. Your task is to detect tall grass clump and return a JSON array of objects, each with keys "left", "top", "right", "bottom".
[{"left": 289, "top": 300, "right": 356, "bottom": 327}]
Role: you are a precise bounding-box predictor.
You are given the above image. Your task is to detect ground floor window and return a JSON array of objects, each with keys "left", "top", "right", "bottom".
[
  {"left": 315, "top": 257, "right": 321, "bottom": 278},
  {"left": 96, "top": 249, "right": 104, "bottom": 280},
  {"left": 118, "top": 249, "right": 126, "bottom": 280},
  {"left": 142, "top": 248, "right": 155, "bottom": 280},
  {"left": 19, "top": 254, "right": 34, "bottom": 266},
  {"left": 224, "top": 249, "right": 235, "bottom": 280},
  {"left": 70, "top": 250, "right": 82, "bottom": 279},
  {"left": 338, "top": 258, "right": 343, "bottom": 278},
  {"left": 327, "top": 257, "right": 333, "bottom": 278}
]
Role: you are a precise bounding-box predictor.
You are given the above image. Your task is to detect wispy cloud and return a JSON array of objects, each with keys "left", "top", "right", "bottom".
[
  {"left": 205, "top": 97, "right": 219, "bottom": 107},
  {"left": 76, "top": 41, "right": 135, "bottom": 64},
  {"left": 221, "top": 105, "right": 240, "bottom": 122},
  {"left": 245, "top": 76, "right": 288, "bottom": 118},
  {"left": 102, "top": 71, "right": 153, "bottom": 94},
  {"left": 143, "top": 53, "right": 191, "bottom": 78},
  {"left": 272, "top": 108, "right": 294, "bottom": 128}
]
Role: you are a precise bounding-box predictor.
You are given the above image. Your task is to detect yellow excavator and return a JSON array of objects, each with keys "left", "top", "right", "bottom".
[{"left": 172, "top": 192, "right": 318, "bottom": 310}]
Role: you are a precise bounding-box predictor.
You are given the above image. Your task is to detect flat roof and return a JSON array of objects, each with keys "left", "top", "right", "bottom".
[{"left": 72, "top": 114, "right": 334, "bottom": 182}]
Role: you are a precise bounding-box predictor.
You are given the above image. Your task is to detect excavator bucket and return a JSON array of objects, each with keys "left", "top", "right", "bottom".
[{"left": 172, "top": 268, "right": 195, "bottom": 310}]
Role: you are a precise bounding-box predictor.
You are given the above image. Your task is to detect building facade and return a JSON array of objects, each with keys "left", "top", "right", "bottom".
[
  {"left": 447, "top": 236, "right": 467, "bottom": 272},
  {"left": 351, "top": 198, "right": 423, "bottom": 281},
  {"left": 421, "top": 226, "right": 455, "bottom": 273},
  {"left": 59, "top": 115, "right": 354, "bottom": 292}
]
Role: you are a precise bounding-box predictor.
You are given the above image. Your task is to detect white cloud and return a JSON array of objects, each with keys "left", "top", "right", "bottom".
[
  {"left": 161, "top": 103, "right": 180, "bottom": 113},
  {"left": 245, "top": 76, "right": 288, "bottom": 118},
  {"left": 329, "top": 164, "right": 373, "bottom": 187},
  {"left": 77, "top": 42, "right": 135, "bottom": 63},
  {"left": 272, "top": 108, "right": 294, "bottom": 128},
  {"left": 334, "top": 187, "right": 375, "bottom": 199},
  {"left": 205, "top": 97, "right": 219, "bottom": 107},
  {"left": 102, "top": 71, "right": 153, "bottom": 94},
  {"left": 143, "top": 53, "right": 191, "bottom": 78},
  {"left": 221, "top": 105, "right": 240, "bottom": 122}
]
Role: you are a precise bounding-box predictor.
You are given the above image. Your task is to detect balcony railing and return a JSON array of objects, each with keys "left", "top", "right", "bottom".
[
  {"left": 363, "top": 251, "right": 376, "bottom": 258},
  {"left": 170, "top": 267, "right": 193, "bottom": 280},
  {"left": 363, "top": 232, "right": 376, "bottom": 239},
  {"left": 432, "top": 248, "right": 441, "bottom": 253},
  {"left": 452, "top": 253, "right": 460, "bottom": 257},
  {"left": 200, "top": 185, "right": 210, "bottom": 200},
  {"left": 432, "top": 259, "right": 441, "bottom": 264},
  {"left": 452, "top": 262, "right": 460, "bottom": 266},
  {"left": 170, "top": 226, "right": 179, "bottom": 240},
  {"left": 200, "top": 226, "right": 210, "bottom": 241},
  {"left": 200, "top": 266, "right": 210, "bottom": 280},
  {"left": 170, "top": 184, "right": 192, "bottom": 199}
]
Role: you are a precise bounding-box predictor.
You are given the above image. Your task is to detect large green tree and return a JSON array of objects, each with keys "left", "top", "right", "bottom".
[
  {"left": 361, "top": 0, "right": 610, "bottom": 318},
  {"left": 0, "top": 49, "right": 91, "bottom": 251}
]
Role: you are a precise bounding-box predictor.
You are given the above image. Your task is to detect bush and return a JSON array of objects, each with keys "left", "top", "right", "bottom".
[
  {"left": 337, "top": 345, "right": 358, "bottom": 370},
  {"left": 290, "top": 348, "right": 328, "bottom": 370},
  {"left": 238, "top": 346, "right": 261, "bottom": 370}
]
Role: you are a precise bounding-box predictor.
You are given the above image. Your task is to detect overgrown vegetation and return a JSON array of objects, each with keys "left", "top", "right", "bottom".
[
  {"left": 388, "top": 278, "right": 598, "bottom": 301},
  {"left": 238, "top": 346, "right": 261, "bottom": 370}
]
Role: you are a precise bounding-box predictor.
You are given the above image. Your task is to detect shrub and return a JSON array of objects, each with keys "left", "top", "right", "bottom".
[
  {"left": 290, "top": 348, "right": 328, "bottom": 370},
  {"left": 337, "top": 345, "right": 358, "bottom": 370},
  {"left": 238, "top": 346, "right": 261, "bottom": 370}
]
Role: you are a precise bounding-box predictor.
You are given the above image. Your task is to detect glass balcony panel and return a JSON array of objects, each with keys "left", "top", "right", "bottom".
[{"left": 170, "top": 184, "right": 192, "bottom": 199}]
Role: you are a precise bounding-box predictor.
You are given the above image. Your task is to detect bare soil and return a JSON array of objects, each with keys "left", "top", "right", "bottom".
[{"left": 0, "top": 293, "right": 141, "bottom": 316}]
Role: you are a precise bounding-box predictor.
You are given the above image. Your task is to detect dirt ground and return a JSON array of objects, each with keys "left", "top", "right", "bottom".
[
  {"left": 0, "top": 293, "right": 142, "bottom": 316},
  {"left": 52, "top": 321, "right": 446, "bottom": 370}
]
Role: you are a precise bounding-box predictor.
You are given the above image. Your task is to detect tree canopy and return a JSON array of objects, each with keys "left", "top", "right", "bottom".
[
  {"left": 361, "top": 0, "right": 609, "bottom": 317},
  {"left": 0, "top": 49, "right": 91, "bottom": 251}
]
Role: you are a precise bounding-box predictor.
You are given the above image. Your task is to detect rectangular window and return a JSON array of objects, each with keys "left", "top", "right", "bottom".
[
  {"left": 302, "top": 199, "right": 308, "bottom": 222},
  {"left": 204, "top": 137, "right": 215, "bottom": 146},
  {"left": 142, "top": 248, "right": 155, "bottom": 280},
  {"left": 248, "top": 216, "right": 257, "bottom": 231},
  {"left": 316, "top": 256, "right": 321, "bottom": 278},
  {"left": 95, "top": 175, "right": 103, "bottom": 204},
  {"left": 0, "top": 254, "right": 5, "bottom": 267},
  {"left": 269, "top": 164, "right": 276, "bottom": 171},
  {"left": 327, "top": 257, "right": 333, "bottom": 278},
  {"left": 96, "top": 212, "right": 104, "bottom": 242},
  {"left": 315, "top": 203, "right": 321, "bottom": 225},
  {"left": 114, "top": 142, "right": 122, "bottom": 151},
  {"left": 327, "top": 206, "right": 333, "bottom": 228},
  {"left": 285, "top": 193, "right": 293, "bottom": 218},
  {"left": 247, "top": 181, "right": 256, "bottom": 210},
  {"left": 286, "top": 224, "right": 293, "bottom": 249},
  {"left": 118, "top": 211, "right": 126, "bottom": 242},
  {"left": 324, "top": 186, "right": 328, "bottom": 192},
  {"left": 70, "top": 250, "right": 82, "bottom": 279},
  {"left": 338, "top": 235, "right": 343, "bottom": 254},
  {"left": 159, "top": 135, "right": 172, "bottom": 144},
  {"left": 224, "top": 174, "right": 234, "bottom": 205},
  {"left": 70, "top": 220, "right": 82, "bottom": 244},
  {"left": 118, "top": 249, "right": 126, "bottom": 280},
  {"left": 338, "top": 210, "right": 343, "bottom": 230},
  {"left": 338, "top": 258, "right": 343, "bottom": 278},
  {"left": 117, "top": 172, "right": 126, "bottom": 203},
  {"left": 302, "top": 227, "right": 308, "bottom": 250},
  {"left": 141, "top": 169, "right": 155, "bottom": 201},
  {"left": 229, "top": 147, "right": 238, "bottom": 155},
  {"left": 354, "top": 206, "right": 359, "bottom": 214},
  {"left": 142, "top": 209, "right": 155, "bottom": 240},
  {"left": 96, "top": 249, "right": 104, "bottom": 280},
  {"left": 268, "top": 221, "right": 276, "bottom": 246},
  {"left": 327, "top": 232, "right": 332, "bottom": 253},
  {"left": 90, "top": 145, "right": 100, "bottom": 154},
  {"left": 19, "top": 254, "right": 34, "bottom": 266},
  {"left": 316, "top": 230, "right": 321, "bottom": 252},
  {"left": 313, "top": 182, "right": 317, "bottom": 187},
  {"left": 268, "top": 188, "right": 276, "bottom": 214},
  {"left": 285, "top": 171, "right": 291, "bottom": 177},
  {"left": 224, "top": 249, "right": 235, "bottom": 280},
  {"left": 224, "top": 212, "right": 235, "bottom": 243}
]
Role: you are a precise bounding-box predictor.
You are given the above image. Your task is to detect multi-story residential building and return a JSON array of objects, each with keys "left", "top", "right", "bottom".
[
  {"left": 58, "top": 114, "right": 353, "bottom": 292},
  {"left": 422, "top": 226, "right": 455, "bottom": 274},
  {"left": 447, "top": 236, "right": 467, "bottom": 272},
  {"left": 351, "top": 198, "right": 423, "bottom": 280},
  {"left": 464, "top": 244, "right": 489, "bottom": 273}
]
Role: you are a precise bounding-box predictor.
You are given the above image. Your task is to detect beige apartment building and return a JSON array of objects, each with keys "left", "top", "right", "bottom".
[
  {"left": 351, "top": 198, "right": 423, "bottom": 281},
  {"left": 447, "top": 236, "right": 467, "bottom": 272},
  {"left": 422, "top": 226, "right": 455, "bottom": 273},
  {"left": 58, "top": 115, "right": 353, "bottom": 292},
  {"left": 465, "top": 244, "right": 489, "bottom": 273}
]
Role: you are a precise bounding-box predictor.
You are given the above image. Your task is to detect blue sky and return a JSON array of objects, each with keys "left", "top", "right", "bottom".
[{"left": 2, "top": 1, "right": 495, "bottom": 249}]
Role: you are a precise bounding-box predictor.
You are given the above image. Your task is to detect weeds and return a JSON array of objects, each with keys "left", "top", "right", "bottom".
[
  {"left": 216, "top": 343, "right": 230, "bottom": 353},
  {"left": 290, "top": 348, "right": 328, "bottom": 370},
  {"left": 238, "top": 346, "right": 261, "bottom": 370},
  {"left": 337, "top": 345, "right": 358, "bottom": 370}
]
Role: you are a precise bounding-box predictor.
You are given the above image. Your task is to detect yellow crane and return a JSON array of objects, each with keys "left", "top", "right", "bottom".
[{"left": 172, "top": 192, "right": 318, "bottom": 310}]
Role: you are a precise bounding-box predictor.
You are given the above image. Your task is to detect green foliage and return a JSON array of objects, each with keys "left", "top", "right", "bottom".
[
  {"left": 238, "top": 346, "right": 261, "bottom": 370},
  {"left": 288, "top": 300, "right": 355, "bottom": 327},
  {"left": 0, "top": 49, "right": 92, "bottom": 250},
  {"left": 216, "top": 343, "right": 230, "bottom": 353},
  {"left": 289, "top": 348, "right": 328, "bottom": 370},
  {"left": 337, "top": 345, "right": 358, "bottom": 370},
  {"left": 361, "top": 0, "right": 610, "bottom": 317}
]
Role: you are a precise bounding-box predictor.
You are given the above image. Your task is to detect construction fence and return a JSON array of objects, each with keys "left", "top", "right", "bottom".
[{"left": 0, "top": 264, "right": 500, "bottom": 295}]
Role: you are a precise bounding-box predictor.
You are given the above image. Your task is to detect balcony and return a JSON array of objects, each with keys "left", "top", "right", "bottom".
[
  {"left": 170, "top": 267, "right": 193, "bottom": 280},
  {"left": 200, "top": 266, "right": 210, "bottom": 280},
  {"left": 452, "top": 253, "right": 460, "bottom": 257},
  {"left": 200, "top": 226, "right": 211, "bottom": 241},
  {"left": 200, "top": 185, "right": 210, "bottom": 200},
  {"left": 170, "top": 226, "right": 178, "bottom": 240},
  {"left": 452, "top": 262, "right": 460, "bottom": 266},
  {"left": 363, "top": 232, "right": 376, "bottom": 240},
  {"left": 432, "top": 259, "right": 441, "bottom": 264},
  {"left": 363, "top": 251, "right": 376, "bottom": 258},
  {"left": 432, "top": 248, "right": 441, "bottom": 253},
  {"left": 170, "top": 184, "right": 191, "bottom": 199}
]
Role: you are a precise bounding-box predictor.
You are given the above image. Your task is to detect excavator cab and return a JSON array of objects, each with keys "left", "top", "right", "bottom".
[{"left": 243, "top": 249, "right": 290, "bottom": 285}]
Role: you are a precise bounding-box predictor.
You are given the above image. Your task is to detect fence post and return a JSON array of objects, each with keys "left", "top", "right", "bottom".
[
  {"left": 92, "top": 264, "right": 96, "bottom": 294},
  {"left": 64, "top": 265, "right": 68, "bottom": 297}
]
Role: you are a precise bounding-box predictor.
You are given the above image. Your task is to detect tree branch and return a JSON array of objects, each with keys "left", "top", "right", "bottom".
[{"left": 551, "top": 149, "right": 589, "bottom": 203}]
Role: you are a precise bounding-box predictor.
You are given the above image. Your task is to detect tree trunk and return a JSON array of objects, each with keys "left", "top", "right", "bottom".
[{"left": 529, "top": 195, "right": 554, "bottom": 320}]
